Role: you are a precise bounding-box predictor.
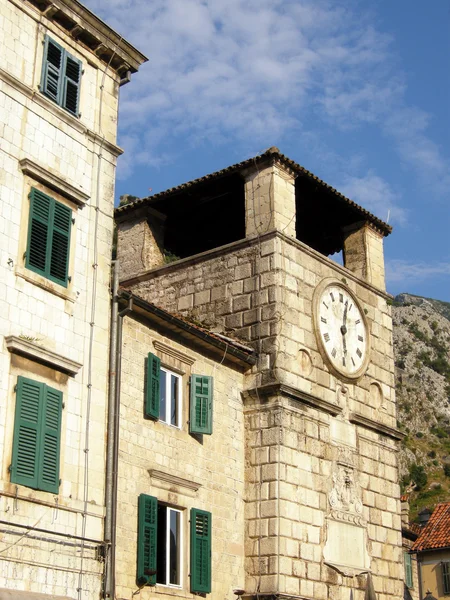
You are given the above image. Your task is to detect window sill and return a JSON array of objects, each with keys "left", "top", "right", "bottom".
[
  {"left": 6, "top": 335, "right": 82, "bottom": 376},
  {"left": 15, "top": 265, "right": 76, "bottom": 303}
]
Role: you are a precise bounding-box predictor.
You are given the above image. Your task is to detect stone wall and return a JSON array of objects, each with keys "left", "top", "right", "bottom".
[
  {"left": 115, "top": 314, "right": 247, "bottom": 599},
  {"left": 0, "top": 0, "right": 124, "bottom": 595}
]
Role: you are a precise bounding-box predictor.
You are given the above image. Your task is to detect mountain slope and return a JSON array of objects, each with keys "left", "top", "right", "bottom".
[{"left": 392, "top": 293, "right": 450, "bottom": 519}]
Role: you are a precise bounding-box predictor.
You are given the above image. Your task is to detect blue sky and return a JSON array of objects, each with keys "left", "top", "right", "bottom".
[{"left": 84, "top": 0, "right": 450, "bottom": 301}]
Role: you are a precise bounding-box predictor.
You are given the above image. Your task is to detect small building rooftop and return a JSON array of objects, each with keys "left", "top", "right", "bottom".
[
  {"left": 115, "top": 147, "right": 391, "bottom": 261},
  {"left": 412, "top": 502, "right": 450, "bottom": 552}
]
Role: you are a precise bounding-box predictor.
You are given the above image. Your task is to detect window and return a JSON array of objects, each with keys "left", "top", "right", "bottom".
[
  {"left": 40, "top": 35, "right": 82, "bottom": 116},
  {"left": 443, "top": 562, "right": 450, "bottom": 595},
  {"left": 404, "top": 552, "right": 413, "bottom": 588},
  {"left": 25, "top": 188, "right": 72, "bottom": 287},
  {"left": 137, "top": 494, "right": 211, "bottom": 593},
  {"left": 10, "top": 376, "right": 62, "bottom": 494},
  {"left": 159, "top": 367, "right": 181, "bottom": 427},
  {"left": 145, "top": 353, "right": 213, "bottom": 434}
]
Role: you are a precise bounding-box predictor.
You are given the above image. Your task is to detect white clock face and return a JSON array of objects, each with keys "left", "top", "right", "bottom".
[{"left": 317, "top": 284, "right": 368, "bottom": 378}]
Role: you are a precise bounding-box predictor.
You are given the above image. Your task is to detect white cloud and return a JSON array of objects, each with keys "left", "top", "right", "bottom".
[
  {"left": 386, "top": 260, "right": 450, "bottom": 285},
  {"left": 84, "top": 0, "right": 449, "bottom": 203},
  {"left": 340, "top": 172, "right": 407, "bottom": 226}
]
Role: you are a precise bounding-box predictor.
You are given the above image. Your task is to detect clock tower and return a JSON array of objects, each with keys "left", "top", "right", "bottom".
[{"left": 116, "top": 147, "right": 402, "bottom": 600}]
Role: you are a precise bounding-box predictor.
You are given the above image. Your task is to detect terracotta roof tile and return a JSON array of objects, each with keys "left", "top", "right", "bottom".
[{"left": 412, "top": 502, "right": 450, "bottom": 551}]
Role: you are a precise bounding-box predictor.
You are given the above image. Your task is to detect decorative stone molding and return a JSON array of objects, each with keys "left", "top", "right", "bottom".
[
  {"left": 349, "top": 412, "right": 405, "bottom": 440},
  {"left": 149, "top": 469, "right": 201, "bottom": 493},
  {"left": 20, "top": 158, "right": 90, "bottom": 206},
  {"left": 153, "top": 340, "right": 195, "bottom": 366},
  {"left": 5, "top": 335, "right": 82, "bottom": 376}
]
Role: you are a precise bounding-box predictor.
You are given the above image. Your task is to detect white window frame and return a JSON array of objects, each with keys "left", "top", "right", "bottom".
[
  {"left": 157, "top": 505, "right": 183, "bottom": 588},
  {"left": 159, "top": 367, "right": 182, "bottom": 428}
]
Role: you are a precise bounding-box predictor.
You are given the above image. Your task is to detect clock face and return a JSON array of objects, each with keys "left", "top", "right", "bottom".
[{"left": 315, "top": 283, "right": 369, "bottom": 378}]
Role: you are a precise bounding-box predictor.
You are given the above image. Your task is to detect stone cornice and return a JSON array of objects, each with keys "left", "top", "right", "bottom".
[
  {"left": 20, "top": 158, "right": 89, "bottom": 206},
  {"left": 19, "top": 0, "right": 148, "bottom": 77},
  {"left": 243, "top": 382, "right": 342, "bottom": 417},
  {"left": 153, "top": 341, "right": 195, "bottom": 366},
  {"left": 349, "top": 412, "right": 404, "bottom": 441},
  {"left": 149, "top": 469, "right": 201, "bottom": 492},
  {"left": 5, "top": 335, "right": 82, "bottom": 376}
]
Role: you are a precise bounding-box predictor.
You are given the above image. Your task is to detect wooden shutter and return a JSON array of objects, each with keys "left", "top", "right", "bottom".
[
  {"left": 443, "top": 562, "right": 450, "bottom": 595},
  {"left": 39, "top": 386, "right": 62, "bottom": 493},
  {"left": 190, "top": 508, "right": 211, "bottom": 594},
  {"left": 26, "top": 189, "right": 51, "bottom": 276},
  {"left": 190, "top": 375, "right": 213, "bottom": 435},
  {"left": 49, "top": 200, "right": 71, "bottom": 286},
  {"left": 404, "top": 553, "right": 413, "bottom": 588},
  {"left": 145, "top": 353, "right": 160, "bottom": 420},
  {"left": 41, "top": 36, "right": 63, "bottom": 103},
  {"left": 11, "top": 377, "right": 42, "bottom": 489},
  {"left": 137, "top": 494, "right": 157, "bottom": 586},
  {"left": 62, "top": 53, "right": 82, "bottom": 115}
]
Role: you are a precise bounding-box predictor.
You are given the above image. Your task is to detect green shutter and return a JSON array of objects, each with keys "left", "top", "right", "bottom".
[
  {"left": 137, "top": 494, "right": 158, "bottom": 586},
  {"left": 190, "top": 375, "right": 213, "bottom": 435},
  {"left": 38, "top": 386, "right": 62, "bottom": 493},
  {"left": 145, "top": 353, "right": 160, "bottom": 420},
  {"left": 443, "top": 562, "right": 450, "bottom": 595},
  {"left": 190, "top": 508, "right": 211, "bottom": 594},
  {"left": 11, "top": 378, "right": 62, "bottom": 493},
  {"left": 26, "top": 189, "right": 51, "bottom": 276},
  {"left": 62, "top": 53, "right": 82, "bottom": 115},
  {"left": 41, "top": 36, "right": 63, "bottom": 103},
  {"left": 11, "top": 377, "right": 42, "bottom": 489},
  {"left": 26, "top": 189, "right": 71, "bottom": 287},
  {"left": 404, "top": 553, "right": 413, "bottom": 588},
  {"left": 49, "top": 201, "right": 71, "bottom": 286}
]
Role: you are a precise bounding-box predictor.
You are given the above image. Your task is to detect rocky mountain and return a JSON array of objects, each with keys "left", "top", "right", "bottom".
[{"left": 392, "top": 293, "right": 450, "bottom": 519}]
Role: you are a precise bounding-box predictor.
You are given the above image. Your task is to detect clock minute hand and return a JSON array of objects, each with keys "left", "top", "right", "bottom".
[{"left": 340, "top": 301, "right": 348, "bottom": 354}]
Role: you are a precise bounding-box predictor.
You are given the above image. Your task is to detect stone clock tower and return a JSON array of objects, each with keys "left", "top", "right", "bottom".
[{"left": 116, "top": 147, "right": 403, "bottom": 600}]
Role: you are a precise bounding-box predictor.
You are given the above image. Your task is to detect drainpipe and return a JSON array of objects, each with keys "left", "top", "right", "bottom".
[
  {"left": 109, "top": 294, "right": 133, "bottom": 595},
  {"left": 105, "top": 261, "right": 119, "bottom": 597}
]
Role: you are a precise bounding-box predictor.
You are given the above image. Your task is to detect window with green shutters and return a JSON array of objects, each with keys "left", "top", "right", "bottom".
[
  {"left": 26, "top": 188, "right": 72, "bottom": 287},
  {"left": 190, "top": 508, "right": 212, "bottom": 594},
  {"left": 189, "top": 375, "right": 213, "bottom": 435},
  {"left": 443, "top": 562, "right": 450, "bottom": 595},
  {"left": 11, "top": 376, "right": 62, "bottom": 494},
  {"left": 41, "top": 35, "right": 82, "bottom": 116},
  {"left": 404, "top": 552, "right": 413, "bottom": 588}
]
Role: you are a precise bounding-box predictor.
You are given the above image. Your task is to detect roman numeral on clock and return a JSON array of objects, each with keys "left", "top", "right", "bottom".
[
  {"left": 358, "top": 335, "right": 364, "bottom": 342},
  {"left": 355, "top": 319, "right": 361, "bottom": 325},
  {"left": 356, "top": 348, "right": 362, "bottom": 358},
  {"left": 331, "top": 348, "right": 337, "bottom": 358},
  {"left": 321, "top": 317, "right": 327, "bottom": 323},
  {"left": 330, "top": 292, "right": 335, "bottom": 302},
  {"left": 324, "top": 333, "right": 330, "bottom": 342},
  {"left": 323, "top": 301, "right": 329, "bottom": 309},
  {"left": 339, "top": 293, "right": 344, "bottom": 303}
]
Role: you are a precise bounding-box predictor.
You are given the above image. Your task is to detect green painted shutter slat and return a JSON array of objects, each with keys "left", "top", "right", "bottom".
[
  {"left": 41, "top": 36, "right": 63, "bottom": 103},
  {"left": 49, "top": 201, "right": 71, "bottom": 285},
  {"left": 26, "top": 189, "right": 51, "bottom": 276},
  {"left": 190, "top": 375, "right": 213, "bottom": 435},
  {"left": 404, "top": 553, "right": 413, "bottom": 588},
  {"left": 62, "top": 53, "right": 82, "bottom": 115},
  {"left": 38, "top": 386, "right": 62, "bottom": 493},
  {"left": 443, "top": 562, "right": 450, "bottom": 595},
  {"left": 137, "top": 494, "right": 157, "bottom": 586},
  {"left": 11, "top": 377, "right": 42, "bottom": 489},
  {"left": 145, "top": 353, "right": 160, "bottom": 420},
  {"left": 190, "top": 508, "right": 211, "bottom": 594}
]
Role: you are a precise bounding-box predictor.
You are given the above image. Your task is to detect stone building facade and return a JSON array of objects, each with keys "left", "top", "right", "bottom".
[
  {"left": 114, "top": 148, "right": 404, "bottom": 600},
  {"left": 0, "top": 1, "right": 145, "bottom": 597}
]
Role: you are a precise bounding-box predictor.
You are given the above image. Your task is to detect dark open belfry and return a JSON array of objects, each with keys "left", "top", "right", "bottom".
[{"left": 116, "top": 147, "right": 391, "bottom": 261}]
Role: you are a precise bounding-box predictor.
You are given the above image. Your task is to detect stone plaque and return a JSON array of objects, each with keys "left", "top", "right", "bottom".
[{"left": 323, "top": 519, "right": 370, "bottom": 573}]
